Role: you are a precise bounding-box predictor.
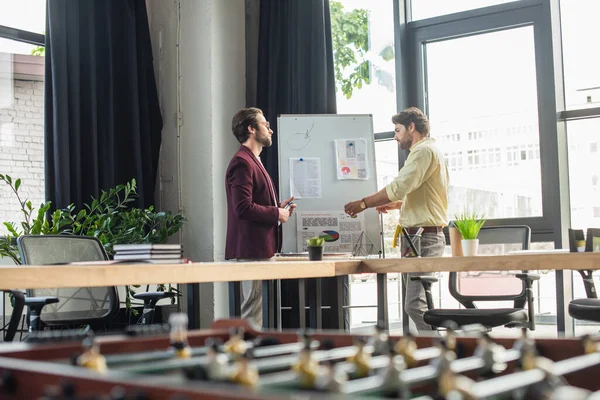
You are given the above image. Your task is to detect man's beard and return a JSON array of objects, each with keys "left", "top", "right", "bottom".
[
  {"left": 257, "top": 134, "right": 272, "bottom": 147},
  {"left": 398, "top": 139, "right": 410, "bottom": 150}
]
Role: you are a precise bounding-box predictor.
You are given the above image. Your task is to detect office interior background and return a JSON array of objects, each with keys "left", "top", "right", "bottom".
[{"left": 0, "top": 0, "right": 598, "bottom": 335}]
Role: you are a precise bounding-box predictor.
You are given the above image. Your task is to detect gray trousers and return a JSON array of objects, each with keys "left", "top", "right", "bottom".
[
  {"left": 235, "top": 257, "right": 275, "bottom": 327},
  {"left": 404, "top": 232, "right": 445, "bottom": 332}
]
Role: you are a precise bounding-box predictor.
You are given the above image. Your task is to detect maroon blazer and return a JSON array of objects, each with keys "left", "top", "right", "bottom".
[{"left": 225, "top": 145, "right": 282, "bottom": 259}]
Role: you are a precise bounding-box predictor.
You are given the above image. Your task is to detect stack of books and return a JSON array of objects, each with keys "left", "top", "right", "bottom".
[{"left": 113, "top": 244, "right": 183, "bottom": 264}]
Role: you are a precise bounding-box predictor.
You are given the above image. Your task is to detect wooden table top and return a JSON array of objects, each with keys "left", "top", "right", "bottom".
[{"left": 0, "top": 252, "right": 599, "bottom": 290}]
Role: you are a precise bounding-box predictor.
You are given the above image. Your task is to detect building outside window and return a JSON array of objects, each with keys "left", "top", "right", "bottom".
[{"left": 0, "top": 0, "right": 46, "bottom": 237}]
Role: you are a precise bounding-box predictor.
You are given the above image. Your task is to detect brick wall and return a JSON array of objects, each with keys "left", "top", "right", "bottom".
[{"left": 0, "top": 79, "right": 45, "bottom": 235}]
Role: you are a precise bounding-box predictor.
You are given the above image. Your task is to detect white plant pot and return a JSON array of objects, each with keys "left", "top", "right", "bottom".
[{"left": 461, "top": 239, "right": 479, "bottom": 256}]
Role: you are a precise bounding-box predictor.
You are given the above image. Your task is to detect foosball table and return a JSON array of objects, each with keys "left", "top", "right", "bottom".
[{"left": 0, "top": 316, "right": 599, "bottom": 400}]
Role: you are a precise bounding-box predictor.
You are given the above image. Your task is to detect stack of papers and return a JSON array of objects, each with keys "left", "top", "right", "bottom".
[{"left": 113, "top": 244, "right": 183, "bottom": 264}]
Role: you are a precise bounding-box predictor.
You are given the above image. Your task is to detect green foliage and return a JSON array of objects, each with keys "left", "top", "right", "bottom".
[
  {"left": 330, "top": 2, "right": 395, "bottom": 100},
  {"left": 307, "top": 236, "right": 325, "bottom": 247},
  {"left": 31, "top": 46, "right": 45, "bottom": 56},
  {"left": 330, "top": 1, "right": 371, "bottom": 99},
  {"left": 0, "top": 174, "right": 186, "bottom": 313},
  {"left": 453, "top": 212, "right": 486, "bottom": 240},
  {"left": 0, "top": 175, "right": 185, "bottom": 261}
]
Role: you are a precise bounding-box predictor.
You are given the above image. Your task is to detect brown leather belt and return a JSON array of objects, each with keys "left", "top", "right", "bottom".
[{"left": 405, "top": 226, "right": 443, "bottom": 234}]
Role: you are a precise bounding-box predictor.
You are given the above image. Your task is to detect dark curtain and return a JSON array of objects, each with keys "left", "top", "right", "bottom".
[
  {"left": 255, "top": 0, "right": 348, "bottom": 330},
  {"left": 256, "top": 0, "right": 337, "bottom": 189},
  {"left": 44, "top": 0, "right": 162, "bottom": 209}
]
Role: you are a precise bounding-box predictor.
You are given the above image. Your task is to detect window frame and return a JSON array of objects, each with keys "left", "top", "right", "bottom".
[
  {"left": 384, "top": 0, "right": 575, "bottom": 334},
  {"left": 0, "top": 25, "right": 44, "bottom": 46},
  {"left": 386, "top": 0, "right": 567, "bottom": 245}
]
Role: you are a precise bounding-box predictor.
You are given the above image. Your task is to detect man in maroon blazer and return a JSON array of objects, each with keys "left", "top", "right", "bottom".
[{"left": 225, "top": 107, "right": 296, "bottom": 326}]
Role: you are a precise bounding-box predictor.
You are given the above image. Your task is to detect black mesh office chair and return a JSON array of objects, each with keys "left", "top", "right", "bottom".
[
  {"left": 17, "top": 235, "right": 119, "bottom": 331},
  {"left": 568, "top": 270, "right": 600, "bottom": 323},
  {"left": 413, "top": 225, "right": 539, "bottom": 330},
  {"left": 16, "top": 235, "right": 175, "bottom": 331},
  {"left": 4, "top": 290, "right": 25, "bottom": 341}
]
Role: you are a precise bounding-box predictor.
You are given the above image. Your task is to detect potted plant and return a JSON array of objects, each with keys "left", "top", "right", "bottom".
[
  {"left": 0, "top": 174, "right": 185, "bottom": 316},
  {"left": 306, "top": 236, "right": 325, "bottom": 261},
  {"left": 453, "top": 212, "right": 486, "bottom": 256}
]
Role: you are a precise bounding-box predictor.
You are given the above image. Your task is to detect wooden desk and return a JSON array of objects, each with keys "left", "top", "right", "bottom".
[
  {"left": 1, "top": 252, "right": 599, "bottom": 333},
  {"left": 2, "top": 253, "right": 598, "bottom": 290},
  {"left": 343, "top": 252, "right": 600, "bottom": 275},
  {"left": 0, "top": 260, "right": 343, "bottom": 290}
]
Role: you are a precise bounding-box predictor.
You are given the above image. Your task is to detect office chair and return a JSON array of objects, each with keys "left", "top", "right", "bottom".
[
  {"left": 4, "top": 290, "right": 25, "bottom": 341},
  {"left": 16, "top": 235, "right": 119, "bottom": 332},
  {"left": 17, "top": 235, "right": 174, "bottom": 332},
  {"left": 412, "top": 225, "right": 539, "bottom": 330},
  {"left": 568, "top": 270, "right": 600, "bottom": 323}
]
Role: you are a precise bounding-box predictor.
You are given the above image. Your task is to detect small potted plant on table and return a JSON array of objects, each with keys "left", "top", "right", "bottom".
[
  {"left": 306, "top": 237, "right": 325, "bottom": 261},
  {"left": 453, "top": 212, "right": 486, "bottom": 256}
]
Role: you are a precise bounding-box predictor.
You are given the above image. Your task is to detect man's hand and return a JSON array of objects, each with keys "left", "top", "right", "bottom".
[
  {"left": 376, "top": 200, "right": 403, "bottom": 214},
  {"left": 278, "top": 208, "right": 290, "bottom": 223},
  {"left": 279, "top": 196, "right": 296, "bottom": 223},
  {"left": 344, "top": 200, "right": 365, "bottom": 217},
  {"left": 281, "top": 196, "right": 297, "bottom": 217}
]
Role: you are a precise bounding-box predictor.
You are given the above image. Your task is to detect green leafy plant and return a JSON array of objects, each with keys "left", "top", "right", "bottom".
[
  {"left": 330, "top": 1, "right": 394, "bottom": 99},
  {"left": 307, "top": 236, "right": 325, "bottom": 247},
  {"left": 453, "top": 212, "right": 486, "bottom": 240},
  {"left": 0, "top": 174, "right": 186, "bottom": 313}
]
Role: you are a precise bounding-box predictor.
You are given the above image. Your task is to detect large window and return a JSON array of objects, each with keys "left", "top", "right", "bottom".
[
  {"left": 424, "top": 27, "right": 542, "bottom": 220},
  {"left": 566, "top": 115, "right": 600, "bottom": 233},
  {"left": 0, "top": 1, "right": 46, "bottom": 35},
  {"left": 411, "top": 0, "right": 520, "bottom": 21},
  {"left": 562, "top": 0, "right": 600, "bottom": 335},
  {"left": 0, "top": 3, "right": 46, "bottom": 237},
  {"left": 332, "top": 0, "right": 598, "bottom": 334},
  {"left": 374, "top": 140, "right": 400, "bottom": 255},
  {"left": 330, "top": 0, "right": 397, "bottom": 133},
  {"left": 560, "top": 0, "right": 600, "bottom": 110}
]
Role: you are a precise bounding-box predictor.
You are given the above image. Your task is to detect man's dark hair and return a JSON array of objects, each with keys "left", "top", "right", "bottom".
[
  {"left": 392, "top": 107, "right": 430, "bottom": 137},
  {"left": 231, "top": 107, "right": 263, "bottom": 144}
]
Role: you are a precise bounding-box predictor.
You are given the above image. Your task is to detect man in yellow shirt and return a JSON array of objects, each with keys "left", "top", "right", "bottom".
[{"left": 344, "top": 107, "right": 449, "bottom": 332}]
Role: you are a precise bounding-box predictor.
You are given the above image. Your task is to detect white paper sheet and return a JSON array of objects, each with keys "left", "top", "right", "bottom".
[
  {"left": 296, "top": 211, "right": 365, "bottom": 252},
  {"left": 334, "top": 138, "right": 369, "bottom": 180},
  {"left": 289, "top": 157, "right": 322, "bottom": 198}
]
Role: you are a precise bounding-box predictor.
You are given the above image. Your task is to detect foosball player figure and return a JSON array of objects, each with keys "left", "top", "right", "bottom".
[
  {"left": 512, "top": 327, "right": 534, "bottom": 354},
  {"left": 298, "top": 329, "right": 316, "bottom": 350},
  {"left": 224, "top": 327, "right": 248, "bottom": 358},
  {"left": 517, "top": 334, "right": 540, "bottom": 372},
  {"left": 437, "top": 364, "right": 476, "bottom": 400},
  {"left": 320, "top": 359, "right": 346, "bottom": 393},
  {"left": 315, "top": 339, "right": 346, "bottom": 393},
  {"left": 348, "top": 336, "right": 371, "bottom": 379},
  {"left": 433, "top": 340, "right": 477, "bottom": 400},
  {"left": 429, "top": 339, "right": 456, "bottom": 375},
  {"left": 169, "top": 313, "right": 192, "bottom": 358},
  {"left": 514, "top": 335, "right": 566, "bottom": 400},
  {"left": 230, "top": 348, "right": 259, "bottom": 387},
  {"left": 292, "top": 337, "right": 319, "bottom": 389},
  {"left": 76, "top": 336, "right": 107, "bottom": 373},
  {"left": 581, "top": 334, "right": 597, "bottom": 355},
  {"left": 205, "top": 338, "right": 229, "bottom": 381},
  {"left": 380, "top": 342, "right": 406, "bottom": 397},
  {"left": 474, "top": 333, "right": 506, "bottom": 376},
  {"left": 394, "top": 333, "right": 419, "bottom": 368},
  {"left": 370, "top": 321, "right": 389, "bottom": 356}
]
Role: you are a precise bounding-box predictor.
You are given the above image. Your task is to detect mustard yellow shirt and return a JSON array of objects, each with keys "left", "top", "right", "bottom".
[{"left": 385, "top": 138, "right": 449, "bottom": 227}]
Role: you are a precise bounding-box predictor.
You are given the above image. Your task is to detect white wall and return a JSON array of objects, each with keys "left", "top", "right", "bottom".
[{"left": 148, "top": 0, "right": 246, "bottom": 326}]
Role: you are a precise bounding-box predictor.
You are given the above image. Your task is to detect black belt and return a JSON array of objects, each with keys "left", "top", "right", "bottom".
[{"left": 405, "top": 226, "right": 443, "bottom": 234}]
